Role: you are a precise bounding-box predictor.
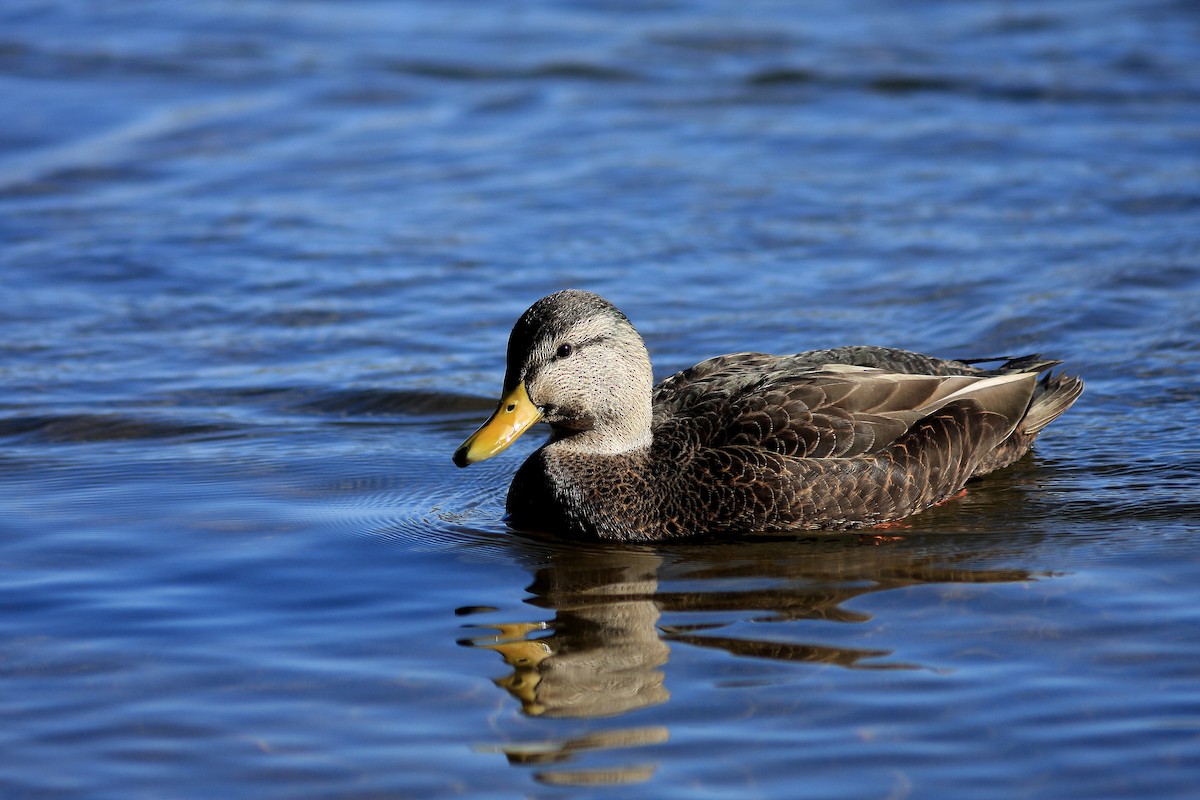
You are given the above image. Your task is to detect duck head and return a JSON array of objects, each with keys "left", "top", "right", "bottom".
[{"left": 454, "top": 290, "right": 654, "bottom": 467}]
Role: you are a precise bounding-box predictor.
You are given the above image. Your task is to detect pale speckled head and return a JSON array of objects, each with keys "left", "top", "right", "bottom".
[
  {"left": 454, "top": 290, "right": 654, "bottom": 466},
  {"left": 507, "top": 290, "right": 653, "bottom": 440}
]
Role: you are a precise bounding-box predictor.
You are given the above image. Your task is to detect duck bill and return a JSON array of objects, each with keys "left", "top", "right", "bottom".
[{"left": 453, "top": 382, "right": 542, "bottom": 467}]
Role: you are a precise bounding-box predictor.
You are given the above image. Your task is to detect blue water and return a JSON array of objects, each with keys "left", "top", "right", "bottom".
[{"left": 2, "top": 1, "right": 1199, "bottom": 797}]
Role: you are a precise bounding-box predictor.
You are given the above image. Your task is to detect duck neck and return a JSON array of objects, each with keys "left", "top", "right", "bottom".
[{"left": 548, "top": 396, "right": 653, "bottom": 456}]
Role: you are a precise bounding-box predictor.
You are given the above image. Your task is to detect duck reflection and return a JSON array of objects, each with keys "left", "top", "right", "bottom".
[
  {"left": 464, "top": 549, "right": 669, "bottom": 718},
  {"left": 472, "top": 726, "right": 669, "bottom": 788},
  {"left": 461, "top": 532, "right": 1044, "bottom": 784},
  {"left": 464, "top": 537, "right": 1042, "bottom": 712}
]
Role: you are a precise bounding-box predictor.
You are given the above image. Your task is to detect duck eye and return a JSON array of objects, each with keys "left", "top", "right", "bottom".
[{"left": 555, "top": 343, "right": 573, "bottom": 360}]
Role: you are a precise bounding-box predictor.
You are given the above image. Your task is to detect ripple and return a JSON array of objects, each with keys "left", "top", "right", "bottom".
[
  {"left": 742, "top": 66, "right": 1200, "bottom": 105},
  {"left": 0, "top": 413, "right": 237, "bottom": 444},
  {"left": 379, "top": 58, "right": 639, "bottom": 83},
  {"left": 287, "top": 388, "right": 488, "bottom": 419}
]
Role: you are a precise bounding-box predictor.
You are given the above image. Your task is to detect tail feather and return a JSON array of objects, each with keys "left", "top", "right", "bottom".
[
  {"left": 969, "top": 363, "right": 1083, "bottom": 478},
  {"left": 1022, "top": 371, "right": 1084, "bottom": 435}
]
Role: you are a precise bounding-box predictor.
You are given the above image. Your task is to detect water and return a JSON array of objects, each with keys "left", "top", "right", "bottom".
[{"left": 2, "top": 1, "right": 1199, "bottom": 797}]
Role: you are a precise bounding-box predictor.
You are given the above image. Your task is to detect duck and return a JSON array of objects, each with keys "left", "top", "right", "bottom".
[{"left": 453, "top": 289, "right": 1083, "bottom": 541}]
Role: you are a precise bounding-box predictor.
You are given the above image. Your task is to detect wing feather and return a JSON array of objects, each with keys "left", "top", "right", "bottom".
[{"left": 653, "top": 356, "right": 1039, "bottom": 462}]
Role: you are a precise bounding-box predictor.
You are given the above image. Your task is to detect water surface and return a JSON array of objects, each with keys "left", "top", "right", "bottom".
[{"left": 2, "top": 1, "right": 1199, "bottom": 798}]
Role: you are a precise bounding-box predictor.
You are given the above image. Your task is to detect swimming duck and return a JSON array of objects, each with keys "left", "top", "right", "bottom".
[{"left": 454, "top": 290, "right": 1082, "bottom": 541}]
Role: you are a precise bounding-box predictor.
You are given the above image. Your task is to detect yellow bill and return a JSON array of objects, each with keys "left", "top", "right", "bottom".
[{"left": 453, "top": 382, "right": 542, "bottom": 467}]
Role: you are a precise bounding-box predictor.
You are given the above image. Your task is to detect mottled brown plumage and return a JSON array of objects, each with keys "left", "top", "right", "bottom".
[{"left": 454, "top": 290, "right": 1083, "bottom": 541}]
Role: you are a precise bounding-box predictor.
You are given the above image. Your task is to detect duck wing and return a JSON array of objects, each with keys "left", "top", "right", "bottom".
[
  {"left": 654, "top": 357, "right": 1041, "bottom": 461},
  {"left": 654, "top": 347, "right": 1058, "bottom": 405}
]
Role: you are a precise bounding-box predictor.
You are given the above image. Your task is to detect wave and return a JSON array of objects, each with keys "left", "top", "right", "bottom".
[
  {"left": 285, "top": 388, "right": 488, "bottom": 419},
  {"left": 0, "top": 413, "right": 236, "bottom": 444}
]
